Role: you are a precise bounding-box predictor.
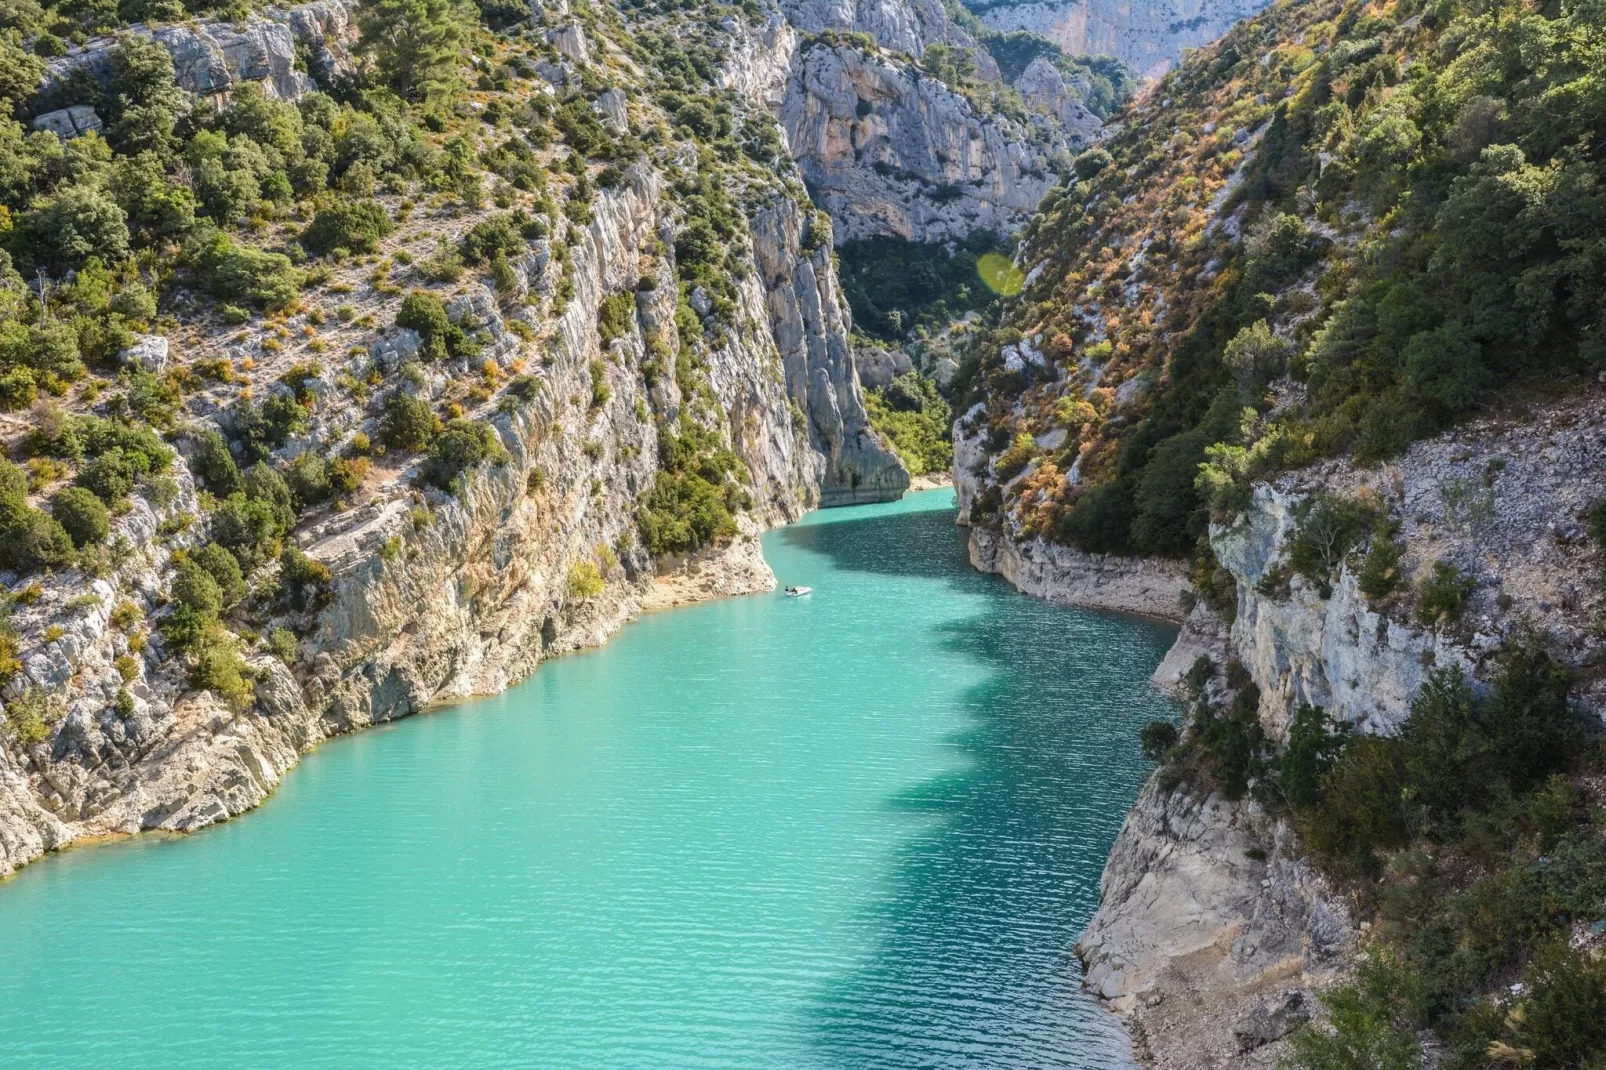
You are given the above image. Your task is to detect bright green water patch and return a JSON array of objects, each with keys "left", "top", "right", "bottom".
[{"left": 0, "top": 490, "right": 1176, "bottom": 1067}]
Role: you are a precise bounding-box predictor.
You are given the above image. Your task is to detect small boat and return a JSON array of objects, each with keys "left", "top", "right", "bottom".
[{"left": 784, "top": 585, "right": 813, "bottom": 597}]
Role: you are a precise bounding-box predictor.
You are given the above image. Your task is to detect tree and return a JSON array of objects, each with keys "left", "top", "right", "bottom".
[
  {"left": 302, "top": 201, "right": 394, "bottom": 255},
  {"left": 381, "top": 392, "right": 439, "bottom": 451},
  {"left": 104, "top": 34, "right": 192, "bottom": 158},
  {"left": 1138, "top": 721, "right": 1179, "bottom": 761},
  {"left": 357, "top": 0, "right": 465, "bottom": 103},
  {"left": 49, "top": 485, "right": 109, "bottom": 547},
  {"left": 21, "top": 186, "right": 130, "bottom": 272}
]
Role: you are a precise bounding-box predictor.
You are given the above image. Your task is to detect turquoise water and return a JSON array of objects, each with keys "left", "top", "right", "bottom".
[{"left": 0, "top": 490, "right": 1176, "bottom": 1068}]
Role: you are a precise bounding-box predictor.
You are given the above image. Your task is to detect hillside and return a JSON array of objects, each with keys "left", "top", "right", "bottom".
[
  {"left": 952, "top": 0, "right": 1606, "bottom": 1063},
  {"left": 0, "top": 0, "right": 916, "bottom": 874}
]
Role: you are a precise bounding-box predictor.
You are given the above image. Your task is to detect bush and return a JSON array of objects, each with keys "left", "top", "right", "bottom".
[
  {"left": 49, "top": 486, "right": 109, "bottom": 548},
  {"left": 420, "top": 419, "right": 505, "bottom": 491},
  {"left": 268, "top": 627, "right": 298, "bottom": 664},
  {"left": 1505, "top": 939, "right": 1606, "bottom": 1067},
  {"left": 1286, "top": 953, "right": 1422, "bottom": 1069},
  {"left": 190, "top": 542, "right": 247, "bottom": 606},
  {"left": 396, "top": 291, "right": 474, "bottom": 361},
  {"left": 1288, "top": 495, "right": 1376, "bottom": 594},
  {"left": 381, "top": 392, "right": 440, "bottom": 451},
  {"left": 196, "top": 235, "right": 304, "bottom": 311},
  {"left": 302, "top": 201, "right": 394, "bottom": 255},
  {"left": 1415, "top": 561, "right": 1474, "bottom": 624},
  {"left": 1356, "top": 528, "right": 1402, "bottom": 599},
  {"left": 1280, "top": 703, "right": 1349, "bottom": 810},
  {"left": 189, "top": 629, "right": 255, "bottom": 710},
  {"left": 598, "top": 293, "right": 635, "bottom": 346},
  {"left": 588, "top": 360, "right": 611, "bottom": 408},
  {"left": 170, "top": 558, "right": 224, "bottom": 617},
  {"left": 279, "top": 546, "right": 332, "bottom": 610},
  {"left": 460, "top": 214, "right": 522, "bottom": 264},
  {"left": 193, "top": 429, "right": 242, "bottom": 496},
  {"left": 1139, "top": 720, "right": 1179, "bottom": 761},
  {"left": 210, "top": 493, "right": 286, "bottom": 571},
  {"left": 1197, "top": 685, "right": 1267, "bottom": 801},
  {"left": 567, "top": 560, "right": 604, "bottom": 600},
  {"left": 1303, "top": 735, "right": 1410, "bottom": 873}
]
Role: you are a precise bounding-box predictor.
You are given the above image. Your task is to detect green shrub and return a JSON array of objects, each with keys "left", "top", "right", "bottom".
[
  {"left": 302, "top": 201, "right": 394, "bottom": 255},
  {"left": 1303, "top": 735, "right": 1409, "bottom": 873},
  {"left": 210, "top": 493, "right": 286, "bottom": 571},
  {"left": 189, "top": 628, "right": 255, "bottom": 710},
  {"left": 1139, "top": 721, "right": 1179, "bottom": 762},
  {"left": 279, "top": 546, "right": 332, "bottom": 610},
  {"left": 863, "top": 373, "right": 952, "bottom": 476},
  {"left": 420, "top": 419, "right": 506, "bottom": 490},
  {"left": 190, "top": 542, "right": 247, "bottom": 606},
  {"left": 268, "top": 627, "right": 298, "bottom": 665},
  {"left": 1288, "top": 495, "right": 1376, "bottom": 595},
  {"left": 598, "top": 293, "right": 636, "bottom": 346},
  {"left": 1197, "top": 684, "right": 1267, "bottom": 801},
  {"left": 49, "top": 486, "right": 109, "bottom": 548},
  {"left": 1505, "top": 939, "right": 1606, "bottom": 1066},
  {"left": 1415, "top": 561, "right": 1474, "bottom": 625},
  {"left": 170, "top": 558, "right": 224, "bottom": 617},
  {"left": 381, "top": 392, "right": 440, "bottom": 451},
  {"left": 192, "top": 429, "right": 242, "bottom": 496},
  {"left": 1356, "top": 528, "right": 1402, "bottom": 600},
  {"left": 4, "top": 688, "right": 59, "bottom": 745},
  {"left": 460, "top": 214, "right": 522, "bottom": 264},
  {"left": 588, "top": 360, "right": 611, "bottom": 408},
  {"left": 195, "top": 235, "right": 304, "bottom": 311},
  {"left": 1286, "top": 953, "right": 1422, "bottom": 1070},
  {"left": 566, "top": 560, "right": 604, "bottom": 600},
  {"left": 396, "top": 291, "right": 474, "bottom": 361},
  {"left": 1280, "top": 703, "right": 1349, "bottom": 811}
]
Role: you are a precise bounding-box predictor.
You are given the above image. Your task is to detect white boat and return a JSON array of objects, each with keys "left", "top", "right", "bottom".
[{"left": 784, "top": 586, "right": 812, "bottom": 597}]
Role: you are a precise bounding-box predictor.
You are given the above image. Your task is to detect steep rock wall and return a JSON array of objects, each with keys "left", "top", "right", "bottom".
[
  {"left": 966, "top": 0, "right": 1277, "bottom": 79},
  {"left": 0, "top": 166, "right": 904, "bottom": 878},
  {"left": 980, "top": 395, "right": 1606, "bottom": 1065},
  {"left": 780, "top": 41, "right": 1059, "bottom": 243}
]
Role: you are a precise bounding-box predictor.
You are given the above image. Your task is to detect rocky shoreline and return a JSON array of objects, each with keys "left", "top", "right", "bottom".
[{"left": 953, "top": 390, "right": 1606, "bottom": 1066}]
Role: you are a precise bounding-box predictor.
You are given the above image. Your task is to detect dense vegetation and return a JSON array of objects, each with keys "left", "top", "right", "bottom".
[
  {"left": 837, "top": 231, "right": 1008, "bottom": 341},
  {"left": 863, "top": 373, "right": 952, "bottom": 477},
  {"left": 1143, "top": 630, "right": 1606, "bottom": 1066},
  {"left": 959, "top": 0, "right": 1605, "bottom": 562},
  {"left": 0, "top": 0, "right": 824, "bottom": 734}
]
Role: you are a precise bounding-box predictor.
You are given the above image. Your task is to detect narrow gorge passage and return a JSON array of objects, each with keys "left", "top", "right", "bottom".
[{"left": 0, "top": 490, "right": 1175, "bottom": 1068}]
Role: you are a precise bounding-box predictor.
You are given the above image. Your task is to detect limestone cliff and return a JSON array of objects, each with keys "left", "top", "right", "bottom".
[
  {"left": 960, "top": 393, "right": 1606, "bottom": 1064},
  {"left": 964, "top": 0, "right": 1276, "bottom": 79},
  {"left": 0, "top": 163, "right": 903, "bottom": 877}
]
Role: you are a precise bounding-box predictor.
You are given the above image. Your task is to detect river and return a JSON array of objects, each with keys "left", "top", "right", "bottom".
[{"left": 0, "top": 489, "right": 1176, "bottom": 1068}]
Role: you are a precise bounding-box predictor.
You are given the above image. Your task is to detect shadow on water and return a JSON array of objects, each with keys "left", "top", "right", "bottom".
[{"left": 781, "top": 505, "right": 1174, "bottom": 1068}]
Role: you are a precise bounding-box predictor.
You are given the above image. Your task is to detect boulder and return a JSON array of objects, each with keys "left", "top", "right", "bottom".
[
  {"left": 32, "top": 105, "right": 102, "bottom": 139},
  {"left": 548, "top": 24, "right": 589, "bottom": 64},
  {"left": 120, "top": 334, "right": 170, "bottom": 373}
]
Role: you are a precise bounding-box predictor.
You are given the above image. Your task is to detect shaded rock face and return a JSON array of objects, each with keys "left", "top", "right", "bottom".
[
  {"left": 752, "top": 198, "right": 910, "bottom": 505},
  {"left": 785, "top": 0, "right": 1001, "bottom": 77},
  {"left": 968, "top": 0, "right": 1278, "bottom": 79},
  {"left": 39, "top": 0, "right": 359, "bottom": 102},
  {"left": 0, "top": 164, "right": 904, "bottom": 879},
  {"left": 32, "top": 104, "right": 102, "bottom": 138},
  {"left": 780, "top": 42, "right": 1056, "bottom": 243},
  {"left": 1011, "top": 55, "right": 1101, "bottom": 141}
]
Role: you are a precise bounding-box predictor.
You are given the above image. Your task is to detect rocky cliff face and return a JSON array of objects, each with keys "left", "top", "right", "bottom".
[
  {"left": 37, "top": 0, "right": 358, "bottom": 111},
  {"left": 779, "top": 40, "right": 1064, "bottom": 243},
  {"left": 961, "top": 392, "right": 1606, "bottom": 1065},
  {"left": 0, "top": 139, "right": 904, "bottom": 877},
  {"left": 964, "top": 0, "right": 1277, "bottom": 79}
]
